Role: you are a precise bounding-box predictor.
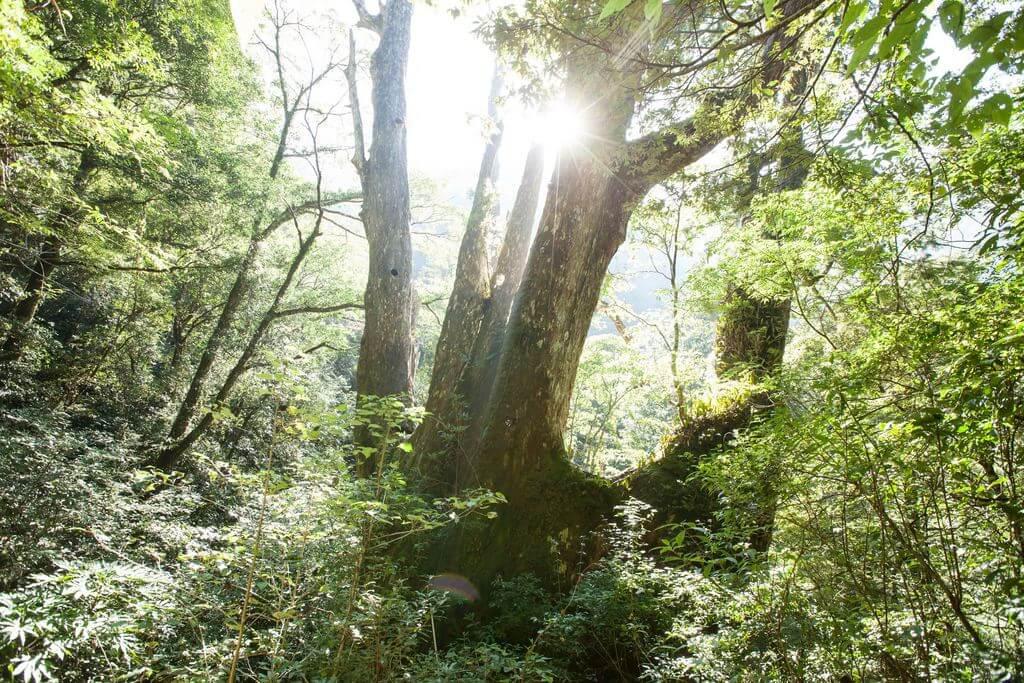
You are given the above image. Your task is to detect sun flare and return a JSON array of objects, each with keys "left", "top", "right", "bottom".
[{"left": 536, "top": 100, "right": 586, "bottom": 151}]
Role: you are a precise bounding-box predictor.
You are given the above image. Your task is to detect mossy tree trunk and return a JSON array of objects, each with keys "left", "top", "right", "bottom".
[
  {"left": 439, "top": 19, "right": 730, "bottom": 587},
  {"left": 463, "top": 144, "right": 546, "bottom": 411},
  {"left": 623, "top": 80, "right": 813, "bottom": 554},
  {"left": 423, "top": 1, "right": 812, "bottom": 589},
  {"left": 414, "top": 142, "right": 546, "bottom": 492}
]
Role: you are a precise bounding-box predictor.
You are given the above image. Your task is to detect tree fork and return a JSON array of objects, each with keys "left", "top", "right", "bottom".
[{"left": 413, "top": 69, "right": 505, "bottom": 487}]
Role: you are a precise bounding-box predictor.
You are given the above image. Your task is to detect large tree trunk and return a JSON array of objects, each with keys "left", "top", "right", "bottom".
[
  {"left": 413, "top": 72, "right": 505, "bottom": 486},
  {"left": 428, "top": 0, "right": 815, "bottom": 588},
  {"left": 442, "top": 43, "right": 726, "bottom": 583},
  {"left": 351, "top": 0, "right": 416, "bottom": 447},
  {"left": 455, "top": 152, "right": 639, "bottom": 583}
]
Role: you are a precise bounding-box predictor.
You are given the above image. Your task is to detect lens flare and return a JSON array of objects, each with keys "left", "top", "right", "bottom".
[{"left": 427, "top": 573, "right": 480, "bottom": 602}]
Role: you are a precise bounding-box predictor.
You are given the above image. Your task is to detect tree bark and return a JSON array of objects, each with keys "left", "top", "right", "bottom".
[
  {"left": 413, "top": 71, "right": 505, "bottom": 485},
  {"left": 442, "top": 39, "right": 726, "bottom": 585},
  {"left": 462, "top": 144, "right": 545, "bottom": 441},
  {"left": 349, "top": 1, "right": 416, "bottom": 468}
]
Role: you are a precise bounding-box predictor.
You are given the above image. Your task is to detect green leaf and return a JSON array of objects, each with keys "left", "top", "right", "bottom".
[
  {"left": 966, "top": 11, "right": 1010, "bottom": 50},
  {"left": 846, "top": 37, "right": 875, "bottom": 75},
  {"left": 979, "top": 92, "right": 1014, "bottom": 127},
  {"left": 947, "top": 75, "right": 974, "bottom": 123},
  {"left": 644, "top": 0, "right": 662, "bottom": 23},
  {"left": 397, "top": 441, "right": 413, "bottom": 453},
  {"left": 845, "top": 13, "right": 888, "bottom": 74},
  {"left": 599, "top": 0, "right": 631, "bottom": 21},
  {"left": 838, "top": 0, "right": 868, "bottom": 36},
  {"left": 938, "top": 0, "right": 965, "bottom": 41},
  {"left": 876, "top": 9, "right": 928, "bottom": 62}
]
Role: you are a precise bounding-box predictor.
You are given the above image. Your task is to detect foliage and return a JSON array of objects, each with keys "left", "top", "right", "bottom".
[
  {"left": 1, "top": 562, "right": 176, "bottom": 682},
  {"left": 0, "top": 389, "right": 503, "bottom": 681},
  {"left": 567, "top": 336, "right": 677, "bottom": 476}
]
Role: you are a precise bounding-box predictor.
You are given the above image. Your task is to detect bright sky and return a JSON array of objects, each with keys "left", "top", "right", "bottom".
[{"left": 229, "top": 0, "right": 545, "bottom": 213}]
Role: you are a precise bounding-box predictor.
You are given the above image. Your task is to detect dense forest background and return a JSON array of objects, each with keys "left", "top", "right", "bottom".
[{"left": 2, "top": 0, "right": 1023, "bottom": 680}]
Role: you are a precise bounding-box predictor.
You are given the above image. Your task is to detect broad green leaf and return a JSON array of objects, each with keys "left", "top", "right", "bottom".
[
  {"left": 838, "top": 0, "right": 868, "bottom": 35},
  {"left": 876, "top": 8, "right": 928, "bottom": 62},
  {"left": 938, "top": 0, "right": 965, "bottom": 41},
  {"left": 978, "top": 92, "right": 1014, "bottom": 127},
  {"left": 966, "top": 11, "right": 1010, "bottom": 50},
  {"left": 845, "top": 13, "right": 888, "bottom": 74}
]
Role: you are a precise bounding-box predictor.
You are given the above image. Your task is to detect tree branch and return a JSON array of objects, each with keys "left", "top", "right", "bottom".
[
  {"left": 351, "top": 0, "right": 381, "bottom": 33},
  {"left": 295, "top": 341, "right": 342, "bottom": 358},
  {"left": 619, "top": 109, "right": 731, "bottom": 191},
  {"left": 272, "top": 302, "right": 364, "bottom": 319},
  {"left": 345, "top": 29, "right": 368, "bottom": 185},
  {"left": 260, "top": 190, "right": 362, "bottom": 240},
  {"left": 618, "top": 0, "right": 818, "bottom": 191}
]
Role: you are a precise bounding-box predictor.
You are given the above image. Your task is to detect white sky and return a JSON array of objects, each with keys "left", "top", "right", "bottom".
[{"left": 230, "top": 0, "right": 543, "bottom": 213}]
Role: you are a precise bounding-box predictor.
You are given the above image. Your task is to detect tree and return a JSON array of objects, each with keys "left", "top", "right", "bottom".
[
  {"left": 0, "top": 0, "right": 251, "bottom": 365},
  {"left": 346, "top": 0, "right": 417, "bottom": 462},
  {"left": 155, "top": 1, "right": 362, "bottom": 469},
  {"left": 460, "top": 143, "right": 546, "bottom": 446},
  {"left": 413, "top": 70, "right": 506, "bottom": 485},
  {"left": 433, "top": 0, "right": 818, "bottom": 586}
]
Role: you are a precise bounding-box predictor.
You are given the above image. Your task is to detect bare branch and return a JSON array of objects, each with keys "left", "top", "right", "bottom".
[
  {"left": 351, "top": 0, "right": 381, "bottom": 32},
  {"left": 345, "top": 29, "right": 368, "bottom": 184},
  {"left": 295, "top": 341, "right": 342, "bottom": 358},
  {"left": 259, "top": 191, "right": 362, "bottom": 240}
]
